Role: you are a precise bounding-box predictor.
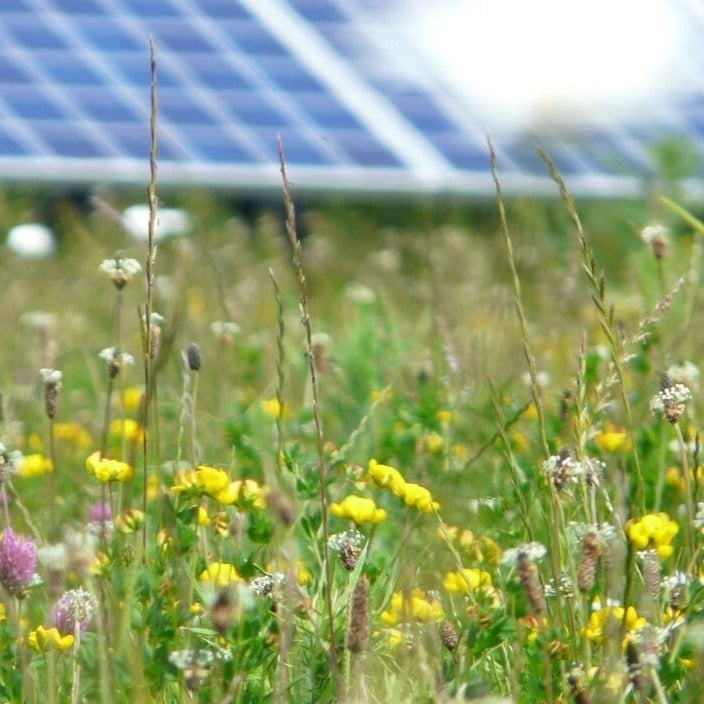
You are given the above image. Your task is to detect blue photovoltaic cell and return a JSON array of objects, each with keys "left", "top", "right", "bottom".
[
  {"left": 110, "top": 124, "right": 181, "bottom": 161},
  {"left": 69, "top": 88, "right": 141, "bottom": 122},
  {"left": 288, "top": 0, "right": 349, "bottom": 22},
  {"left": 191, "top": 0, "right": 252, "bottom": 19},
  {"left": 181, "top": 126, "right": 257, "bottom": 163},
  {"left": 220, "top": 91, "right": 293, "bottom": 128},
  {"left": 2, "top": 0, "right": 31, "bottom": 11},
  {"left": 0, "top": 58, "right": 31, "bottom": 85},
  {"left": 159, "top": 91, "right": 218, "bottom": 126},
  {"left": 296, "top": 93, "right": 363, "bottom": 130},
  {"left": 113, "top": 54, "right": 182, "bottom": 88},
  {"left": 35, "top": 52, "right": 105, "bottom": 86},
  {"left": 429, "top": 135, "right": 488, "bottom": 171},
  {"left": 256, "top": 128, "right": 331, "bottom": 165},
  {"left": 0, "top": 126, "right": 26, "bottom": 155},
  {"left": 187, "top": 55, "right": 254, "bottom": 90},
  {"left": 74, "top": 19, "right": 142, "bottom": 51},
  {"left": 223, "top": 21, "right": 289, "bottom": 56},
  {"left": 2, "top": 88, "right": 64, "bottom": 121},
  {"left": 122, "top": 0, "right": 180, "bottom": 17},
  {"left": 153, "top": 20, "right": 214, "bottom": 53},
  {"left": 50, "top": 0, "right": 107, "bottom": 13},
  {"left": 257, "top": 57, "right": 326, "bottom": 92},
  {"left": 33, "top": 122, "right": 106, "bottom": 157},
  {"left": 3, "top": 17, "right": 68, "bottom": 49},
  {"left": 335, "top": 132, "right": 402, "bottom": 167}
]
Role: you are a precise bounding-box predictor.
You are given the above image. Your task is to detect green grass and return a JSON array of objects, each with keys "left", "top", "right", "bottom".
[{"left": 0, "top": 171, "right": 703, "bottom": 703}]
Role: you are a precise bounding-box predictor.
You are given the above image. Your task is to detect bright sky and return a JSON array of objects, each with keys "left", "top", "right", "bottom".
[{"left": 395, "top": 0, "right": 695, "bottom": 134}]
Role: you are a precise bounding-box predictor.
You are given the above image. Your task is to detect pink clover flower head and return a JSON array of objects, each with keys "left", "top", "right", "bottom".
[
  {"left": 51, "top": 587, "right": 95, "bottom": 635},
  {"left": 0, "top": 528, "right": 36, "bottom": 593},
  {"left": 89, "top": 502, "right": 112, "bottom": 523}
]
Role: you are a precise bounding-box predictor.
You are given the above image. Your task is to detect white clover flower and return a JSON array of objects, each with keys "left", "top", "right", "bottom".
[
  {"left": 210, "top": 321, "right": 241, "bottom": 338},
  {"left": 542, "top": 450, "right": 584, "bottom": 491},
  {"left": 249, "top": 575, "right": 275, "bottom": 597},
  {"left": 328, "top": 530, "right": 365, "bottom": 554},
  {"left": 501, "top": 541, "right": 547, "bottom": 566},
  {"left": 661, "top": 571, "right": 689, "bottom": 593},
  {"left": 650, "top": 379, "right": 691, "bottom": 424},
  {"left": 100, "top": 257, "right": 142, "bottom": 288},
  {"left": 667, "top": 361, "right": 700, "bottom": 393},
  {"left": 640, "top": 224, "right": 669, "bottom": 260},
  {"left": 98, "top": 347, "right": 134, "bottom": 366},
  {"left": 39, "top": 368, "right": 62, "bottom": 384}
]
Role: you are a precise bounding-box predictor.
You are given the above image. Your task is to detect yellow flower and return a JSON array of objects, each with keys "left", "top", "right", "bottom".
[
  {"left": 261, "top": 398, "right": 285, "bottom": 419},
  {"left": 196, "top": 465, "right": 230, "bottom": 496},
  {"left": 196, "top": 506, "right": 210, "bottom": 526},
  {"left": 367, "top": 459, "right": 407, "bottom": 497},
  {"left": 422, "top": 432, "right": 444, "bottom": 454},
  {"left": 402, "top": 483, "right": 440, "bottom": 513},
  {"left": 331, "top": 495, "right": 386, "bottom": 525},
  {"left": 52, "top": 422, "right": 91, "bottom": 448},
  {"left": 190, "top": 602, "right": 202, "bottom": 615},
  {"left": 0, "top": 602, "right": 5, "bottom": 621},
  {"left": 522, "top": 403, "right": 538, "bottom": 421},
  {"left": 17, "top": 454, "right": 53, "bottom": 478},
  {"left": 381, "top": 588, "right": 444, "bottom": 626},
  {"left": 442, "top": 568, "right": 493, "bottom": 595},
  {"left": 582, "top": 606, "right": 646, "bottom": 645},
  {"left": 452, "top": 443, "right": 468, "bottom": 461},
  {"left": 115, "top": 509, "right": 144, "bottom": 534},
  {"left": 436, "top": 410, "right": 453, "bottom": 425},
  {"left": 510, "top": 429, "right": 530, "bottom": 453},
  {"left": 109, "top": 419, "right": 144, "bottom": 445},
  {"left": 27, "top": 626, "right": 74, "bottom": 652},
  {"left": 214, "top": 479, "right": 268, "bottom": 510},
  {"left": 595, "top": 422, "right": 629, "bottom": 453},
  {"left": 626, "top": 513, "right": 679, "bottom": 558},
  {"left": 199, "top": 562, "right": 241, "bottom": 586},
  {"left": 85, "top": 451, "right": 132, "bottom": 483},
  {"left": 90, "top": 552, "right": 110, "bottom": 576},
  {"left": 122, "top": 387, "right": 143, "bottom": 412},
  {"left": 294, "top": 560, "right": 312, "bottom": 585}
]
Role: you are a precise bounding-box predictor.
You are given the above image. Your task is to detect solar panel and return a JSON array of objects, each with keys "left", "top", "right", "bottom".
[{"left": 0, "top": 0, "right": 700, "bottom": 195}]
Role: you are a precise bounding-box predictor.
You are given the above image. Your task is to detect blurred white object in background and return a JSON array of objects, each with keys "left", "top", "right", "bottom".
[
  {"left": 6, "top": 223, "right": 57, "bottom": 257},
  {"left": 121, "top": 204, "right": 192, "bottom": 242},
  {"left": 400, "top": 0, "right": 695, "bottom": 134}
]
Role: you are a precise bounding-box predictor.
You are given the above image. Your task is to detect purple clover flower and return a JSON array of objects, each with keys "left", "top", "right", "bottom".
[
  {"left": 0, "top": 528, "right": 36, "bottom": 593},
  {"left": 50, "top": 588, "right": 95, "bottom": 636},
  {"left": 89, "top": 502, "right": 112, "bottom": 523}
]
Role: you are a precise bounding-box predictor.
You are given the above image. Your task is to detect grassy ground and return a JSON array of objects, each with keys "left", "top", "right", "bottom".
[{"left": 0, "top": 167, "right": 703, "bottom": 703}]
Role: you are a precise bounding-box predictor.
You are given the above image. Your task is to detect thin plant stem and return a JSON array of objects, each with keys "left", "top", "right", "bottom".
[
  {"left": 48, "top": 417, "right": 57, "bottom": 534},
  {"left": 277, "top": 137, "right": 341, "bottom": 697},
  {"left": 268, "top": 267, "right": 285, "bottom": 478},
  {"left": 142, "top": 37, "right": 158, "bottom": 557},
  {"left": 189, "top": 371, "right": 199, "bottom": 467},
  {"left": 70, "top": 625, "right": 81, "bottom": 704},
  {"left": 675, "top": 422, "right": 695, "bottom": 563},
  {"left": 538, "top": 146, "right": 645, "bottom": 514}
]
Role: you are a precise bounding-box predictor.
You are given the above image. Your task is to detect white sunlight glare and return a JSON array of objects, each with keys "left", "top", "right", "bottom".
[{"left": 400, "top": 0, "right": 693, "bottom": 134}]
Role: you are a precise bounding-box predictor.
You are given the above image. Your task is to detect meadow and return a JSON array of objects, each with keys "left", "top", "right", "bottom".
[{"left": 0, "top": 143, "right": 703, "bottom": 704}]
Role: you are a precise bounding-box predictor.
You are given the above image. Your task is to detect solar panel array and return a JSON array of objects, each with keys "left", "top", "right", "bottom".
[{"left": 0, "top": 0, "right": 700, "bottom": 195}]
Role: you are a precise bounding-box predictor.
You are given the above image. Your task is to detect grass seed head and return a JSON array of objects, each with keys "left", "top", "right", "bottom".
[{"left": 347, "top": 577, "right": 369, "bottom": 653}]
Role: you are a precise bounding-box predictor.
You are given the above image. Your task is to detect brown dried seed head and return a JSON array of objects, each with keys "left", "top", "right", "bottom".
[
  {"left": 211, "top": 589, "right": 237, "bottom": 634},
  {"left": 627, "top": 640, "right": 646, "bottom": 692},
  {"left": 45, "top": 381, "right": 60, "bottom": 419},
  {"left": 643, "top": 552, "right": 661, "bottom": 600},
  {"left": 567, "top": 667, "right": 593, "bottom": 704},
  {"left": 347, "top": 577, "right": 368, "bottom": 653},
  {"left": 578, "top": 531, "right": 601, "bottom": 593},
  {"left": 439, "top": 620, "right": 459, "bottom": 651},
  {"left": 518, "top": 553, "right": 546, "bottom": 614},
  {"left": 339, "top": 543, "right": 360, "bottom": 571},
  {"left": 185, "top": 342, "right": 202, "bottom": 371},
  {"left": 149, "top": 325, "right": 161, "bottom": 359}
]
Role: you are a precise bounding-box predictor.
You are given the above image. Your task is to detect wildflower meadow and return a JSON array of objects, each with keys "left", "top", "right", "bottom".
[{"left": 3, "top": 83, "right": 704, "bottom": 703}]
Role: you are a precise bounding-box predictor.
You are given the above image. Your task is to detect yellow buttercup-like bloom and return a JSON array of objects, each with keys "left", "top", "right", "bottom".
[
  {"left": 86, "top": 451, "right": 132, "bottom": 483},
  {"left": 626, "top": 513, "right": 679, "bottom": 559},
  {"left": 367, "top": 459, "right": 440, "bottom": 513},
  {"left": 331, "top": 495, "right": 386, "bottom": 525},
  {"left": 582, "top": 606, "right": 646, "bottom": 645},
  {"left": 52, "top": 422, "right": 91, "bottom": 448},
  {"left": 122, "top": 387, "right": 144, "bottom": 412},
  {"left": 27, "top": 626, "right": 74, "bottom": 652},
  {"left": 595, "top": 422, "right": 629, "bottom": 453},
  {"left": 381, "top": 588, "right": 444, "bottom": 626},
  {"left": 17, "top": 454, "right": 53, "bottom": 478},
  {"left": 214, "top": 478, "right": 268, "bottom": 510},
  {"left": 109, "top": 418, "right": 144, "bottom": 445},
  {"left": 442, "top": 568, "right": 493, "bottom": 595},
  {"left": 172, "top": 466, "right": 268, "bottom": 509},
  {"left": 261, "top": 398, "right": 286, "bottom": 419},
  {"left": 115, "top": 509, "right": 145, "bottom": 534},
  {"left": 367, "top": 459, "right": 406, "bottom": 496},
  {"left": 402, "top": 483, "right": 440, "bottom": 513},
  {"left": 199, "top": 562, "right": 241, "bottom": 586}
]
